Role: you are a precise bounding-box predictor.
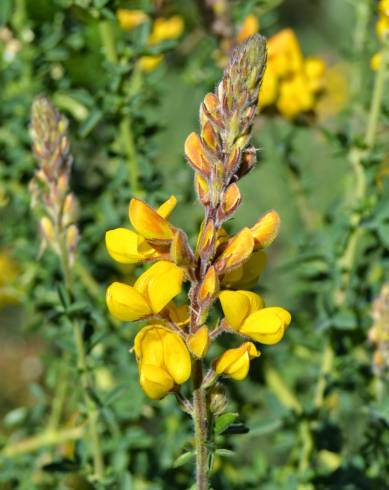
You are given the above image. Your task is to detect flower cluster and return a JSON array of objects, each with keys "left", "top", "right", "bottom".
[
  {"left": 369, "top": 284, "right": 389, "bottom": 375},
  {"left": 259, "top": 29, "right": 326, "bottom": 118},
  {"left": 117, "top": 9, "right": 184, "bottom": 71},
  {"left": 106, "top": 35, "right": 291, "bottom": 400},
  {"left": 29, "top": 96, "right": 78, "bottom": 265},
  {"left": 371, "top": 0, "right": 389, "bottom": 70}
]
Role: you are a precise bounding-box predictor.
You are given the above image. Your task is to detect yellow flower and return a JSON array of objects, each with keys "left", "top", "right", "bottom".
[
  {"left": 277, "top": 74, "right": 314, "bottom": 118},
  {"left": 105, "top": 195, "right": 176, "bottom": 264},
  {"left": 267, "top": 29, "right": 304, "bottom": 77},
  {"left": 198, "top": 266, "right": 219, "bottom": 305},
  {"left": 129, "top": 197, "right": 175, "bottom": 241},
  {"left": 214, "top": 227, "right": 254, "bottom": 274},
  {"left": 106, "top": 261, "right": 184, "bottom": 321},
  {"left": 222, "top": 250, "right": 267, "bottom": 290},
  {"left": 250, "top": 209, "right": 280, "bottom": 249},
  {"left": 304, "top": 57, "right": 326, "bottom": 93},
  {"left": 219, "top": 290, "right": 291, "bottom": 344},
  {"left": 134, "top": 324, "right": 191, "bottom": 399},
  {"left": 148, "top": 16, "right": 184, "bottom": 45},
  {"left": 117, "top": 9, "right": 148, "bottom": 32},
  {"left": 139, "top": 55, "right": 164, "bottom": 72},
  {"left": 188, "top": 326, "right": 210, "bottom": 358},
  {"left": 164, "top": 303, "right": 190, "bottom": 327},
  {"left": 214, "top": 342, "right": 260, "bottom": 380},
  {"left": 371, "top": 52, "right": 382, "bottom": 71},
  {"left": 379, "top": 0, "right": 389, "bottom": 16},
  {"left": 259, "top": 66, "right": 278, "bottom": 108},
  {"left": 377, "top": 15, "right": 389, "bottom": 40},
  {"left": 236, "top": 14, "right": 259, "bottom": 44}
]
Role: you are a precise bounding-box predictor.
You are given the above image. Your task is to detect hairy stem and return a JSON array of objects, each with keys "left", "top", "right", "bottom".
[{"left": 192, "top": 360, "right": 209, "bottom": 490}]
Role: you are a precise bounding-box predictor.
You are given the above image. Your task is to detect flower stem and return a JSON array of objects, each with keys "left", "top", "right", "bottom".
[
  {"left": 192, "top": 359, "right": 209, "bottom": 490},
  {"left": 98, "top": 19, "right": 143, "bottom": 196},
  {"left": 58, "top": 232, "right": 105, "bottom": 480}
]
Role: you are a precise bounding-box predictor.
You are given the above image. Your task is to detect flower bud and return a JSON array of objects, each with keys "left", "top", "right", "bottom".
[
  {"left": 214, "top": 227, "right": 254, "bottom": 274},
  {"left": 209, "top": 383, "right": 228, "bottom": 415},
  {"left": 185, "top": 132, "right": 211, "bottom": 177},
  {"left": 117, "top": 9, "right": 148, "bottom": 31},
  {"left": 188, "top": 326, "right": 210, "bottom": 358},
  {"left": 194, "top": 174, "right": 210, "bottom": 207},
  {"left": 40, "top": 216, "right": 56, "bottom": 242},
  {"left": 197, "top": 266, "right": 219, "bottom": 305},
  {"left": 213, "top": 342, "right": 260, "bottom": 381},
  {"left": 197, "top": 219, "right": 216, "bottom": 260},
  {"left": 251, "top": 210, "right": 280, "bottom": 249},
  {"left": 219, "top": 183, "right": 241, "bottom": 221},
  {"left": 170, "top": 229, "right": 194, "bottom": 267}
]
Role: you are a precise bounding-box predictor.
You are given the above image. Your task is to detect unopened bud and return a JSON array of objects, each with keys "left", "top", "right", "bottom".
[
  {"left": 170, "top": 229, "right": 194, "bottom": 267},
  {"left": 40, "top": 216, "right": 56, "bottom": 242},
  {"left": 214, "top": 227, "right": 254, "bottom": 274},
  {"left": 198, "top": 266, "right": 219, "bottom": 305},
  {"left": 209, "top": 383, "right": 228, "bottom": 415},
  {"left": 251, "top": 210, "right": 280, "bottom": 249}
]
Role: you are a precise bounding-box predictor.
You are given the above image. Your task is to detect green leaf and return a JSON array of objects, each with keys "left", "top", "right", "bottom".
[
  {"left": 79, "top": 109, "right": 103, "bottom": 137},
  {"left": 215, "top": 449, "right": 235, "bottom": 458},
  {"left": 214, "top": 412, "right": 238, "bottom": 435},
  {"left": 173, "top": 451, "right": 195, "bottom": 468}
]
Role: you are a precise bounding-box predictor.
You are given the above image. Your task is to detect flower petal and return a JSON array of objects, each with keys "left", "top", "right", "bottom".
[
  {"left": 156, "top": 195, "right": 177, "bottom": 219},
  {"left": 162, "top": 332, "right": 192, "bottom": 384},
  {"left": 139, "top": 363, "right": 175, "bottom": 400},
  {"left": 106, "top": 282, "right": 152, "bottom": 321},
  {"left": 105, "top": 228, "right": 155, "bottom": 263},
  {"left": 240, "top": 308, "right": 285, "bottom": 344},
  {"left": 129, "top": 198, "right": 173, "bottom": 240},
  {"left": 219, "top": 290, "right": 251, "bottom": 330}
]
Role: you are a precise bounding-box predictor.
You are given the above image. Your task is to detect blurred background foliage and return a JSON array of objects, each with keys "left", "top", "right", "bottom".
[{"left": 0, "top": 0, "right": 389, "bottom": 489}]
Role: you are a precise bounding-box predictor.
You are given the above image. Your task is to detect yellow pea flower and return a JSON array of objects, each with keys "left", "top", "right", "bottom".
[
  {"left": 250, "top": 209, "right": 280, "bottom": 249},
  {"left": 134, "top": 324, "right": 191, "bottom": 399},
  {"left": 371, "top": 52, "right": 382, "bottom": 71},
  {"left": 164, "top": 302, "right": 190, "bottom": 327},
  {"left": 219, "top": 290, "right": 291, "bottom": 344},
  {"left": 377, "top": 15, "right": 389, "bottom": 40},
  {"left": 139, "top": 55, "right": 164, "bottom": 72},
  {"left": 259, "top": 66, "right": 278, "bottom": 108},
  {"left": 214, "top": 227, "right": 254, "bottom": 273},
  {"left": 188, "top": 326, "right": 210, "bottom": 358},
  {"left": 219, "top": 290, "right": 264, "bottom": 330},
  {"left": 277, "top": 74, "right": 314, "bottom": 118},
  {"left": 267, "top": 29, "right": 304, "bottom": 77},
  {"left": 148, "top": 16, "right": 184, "bottom": 45},
  {"left": 239, "top": 307, "right": 291, "bottom": 344},
  {"left": 379, "top": 0, "right": 389, "bottom": 16},
  {"left": 236, "top": 14, "right": 259, "bottom": 44},
  {"left": 106, "top": 261, "right": 184, "bottom": 321},
  {"left": 117, "top": 9, "right": 148, "bottom": 32},
  {"left": 304, "top": 57, "right": 326, "bottom": 93},
  {"left": 222, "top": 250, "right": 267, "bottom": 290},
  {"left": 129, "top": 197, "right": 175, "bottom": 241},
  {"left": 106, "top": 195, "right": 176, "bottom": 264},
  {"left": 214, "top": 342, "right": 260, "bottom": 380}
]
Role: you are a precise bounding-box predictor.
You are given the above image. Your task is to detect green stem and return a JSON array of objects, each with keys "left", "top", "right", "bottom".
[
  {"left": 120, "top": 115, "right": 143, "bottom": 197},
  {"left": 192, "top": 360, "right": 209, "bottom": 490},
  {"left": 73, "top": 319, "right": 105, "bottom": 479},
  {"left": 99, "top": 20, "right": 118, "bottom": 64},
  {"left": 58, "top": 232, "right": 105, "bottom": 480},
  {"left": 98, "top": 19, "right": 143, "bottom": 196},
  {"left": 351, "top": 0, "right": 370, "bottom": 98},
  {"left": 2, "top": 427, "right": 84, "bottom": 458}
]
